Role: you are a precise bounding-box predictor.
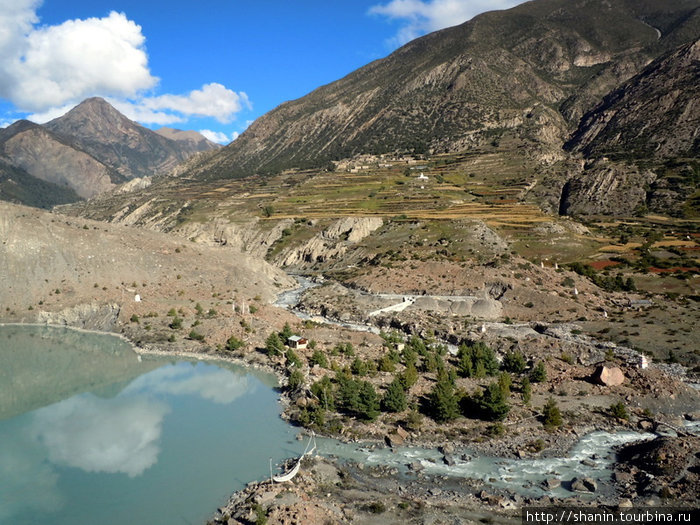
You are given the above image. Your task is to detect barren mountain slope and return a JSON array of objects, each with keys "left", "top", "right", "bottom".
[
  {"left": 177, "top": 0, "right": 700, "bottom": 181},
  {"left": 0, "top": 201, "right": 293, "bottom": 317}
]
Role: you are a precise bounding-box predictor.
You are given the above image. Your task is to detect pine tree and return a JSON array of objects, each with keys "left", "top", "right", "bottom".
[
  {"left": 311, "top": 376, "right": 335, "bottom": 411},
  {"left": 286, "top": 348, "right": 302, "bottom": 368},
  {"left": 309, "top": 349, "right": 328, "bottom": 368},
  {"left": 502, "top": 350, "right": 526, "bottom": 374},
  {"left": 381, "top": 377, "right": 407, "bottom": 413},
  {"left": 357, "top": 381, "right": 380, "bottom": 421},
  {"left": 287, "top": 369, "right": 304, "bottom": 391},
  {"left": 280, "top": 322, "right": 293, "bottom": 340},
  {"left": 521, "top": 376, "right": 532, "bottom": 405},
  {"left": 475, "top": 342, "right": 500, "bottom": 375},
  {"left": 265, "top": 332, "right": 283, "bottom": 356},
  {"left": 336, "top": 375, "right": 360, "bottom": 415},
  {"left": 497, "top": 372, "right": 512, "bottom": 397},
  {"left": 458, "top": 348, "right": 474, "bottom": 377},
  {"left": 542, "top": 397, "right": 562, "bottom": 429},
  {"left": 479, "top": 382, "right": 510, "bottom": 421},
  {"left": 428, "top": 375, "right": 460, "bottom": 423},
  {"left": 400, "top": 362, "right": 418, "bottom": 389}
]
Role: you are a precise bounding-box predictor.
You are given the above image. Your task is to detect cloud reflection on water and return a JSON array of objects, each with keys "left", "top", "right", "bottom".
[
  {"left": 31, "top": 394, "right": 170, "bottom": 477},
  {"left": 124, "top": 362, "right": 252, "bottom": 404},
  {"left": 26, "top": 362, "right": 249, "bottom": 478},
  {"left": 0, "top": 430, "right": 64, "bottom": 522}
]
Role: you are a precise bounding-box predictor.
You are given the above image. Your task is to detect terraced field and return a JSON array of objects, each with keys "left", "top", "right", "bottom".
[{"left": 232, "top": 151, "right": 550, "bottom": 228}]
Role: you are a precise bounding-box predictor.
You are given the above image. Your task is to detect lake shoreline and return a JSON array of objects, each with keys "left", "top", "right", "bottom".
[{"left": 3, "top": 296, "right": 697, "bottom": 524}]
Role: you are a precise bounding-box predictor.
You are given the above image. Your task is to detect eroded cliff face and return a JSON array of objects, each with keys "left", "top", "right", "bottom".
[
  {"left": 559, "top": 161, "right": 656, "bottom": 216},
  {"left": 276, "top": 217, "right": 384, "bottom": 267}
]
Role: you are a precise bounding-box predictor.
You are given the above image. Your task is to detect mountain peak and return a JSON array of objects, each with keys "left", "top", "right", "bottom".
[{"left": 49, "top": 97, "right": 132, "bottom": 131}]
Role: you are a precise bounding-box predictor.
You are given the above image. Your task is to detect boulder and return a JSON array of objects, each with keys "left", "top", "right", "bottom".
[
  {"left": 439, "top": 443, "right": 455, "bottom": 455},
  {"left": 638, "top": 420, "right": 654, "bottom": 431},
  {"left": 570, "top": 477, "right": 598, "bottom": 493},
  {"left": 592, "top": 365, "right": 625, "bottom": 386},
  {"left": 443, "top": 453, "right": 456, "bottom": 466},
  {"left": 542, "top": 478, "right": 561, "bottom": 490},
  {"left": 385, "top": 425, "right": 409, "bottom": 447}
]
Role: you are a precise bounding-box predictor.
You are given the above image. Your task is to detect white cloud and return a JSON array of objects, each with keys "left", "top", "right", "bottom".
[
  {"left": 31, "top": 394, "right": 169, "bottom": 477},
  {"left": 0, "top": 6, "right": 157, "bottom": 112},
  {"left": 0, "top": 3, "right": 250, "bottom": 128},
  {"left": 142, "top": 83, "right": 251, "bottom": 124},
  {"left": 200, "top": 129, "right": 239, "bottom": 144},
  {"left": 369, "top": 0, "right": 524, "bottom": 46},
  {"left": 26, "top": 103, "right": 79, "bottom": 124},
  {"left": 107, "top": 98, "right": 187, "bottom": 126}
]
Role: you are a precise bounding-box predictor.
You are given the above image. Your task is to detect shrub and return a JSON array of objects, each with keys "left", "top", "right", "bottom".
[
  {"left": 530, "top": 361, "right": 547, "bottom": 383},
  {"left": 378, "top": 355, "right": 396, "bottom": 373},
  {"left": 610, "top": 401, "right": 628, "bottom": 420},
  {"left": 225, "top": 335, "right": 244, "bottom": 352},
  {"left": 130, "top": 314, "right": 140, "bottom": 323},
  {"left": 188, "top": 330, "right": 205, "bottom": 341},
  {"left": 364, "top": 501, "right": 386, "bottom": 514},
  {"left": 169, "top": 316, "right": 183, "bottom": 329}
]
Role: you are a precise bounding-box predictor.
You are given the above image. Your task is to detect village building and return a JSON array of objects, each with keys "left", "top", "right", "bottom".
[{"left": 287, "top": 335, "right": 308, "bottom": 350}]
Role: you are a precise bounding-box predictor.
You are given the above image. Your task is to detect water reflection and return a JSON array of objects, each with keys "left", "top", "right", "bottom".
[
  {"left": 31, "top": 394, "right": 170, "bottom": 477},
  {"left": 0, "top": 327, "right": 297, "bottom": 525},
  {"left": 0, "top": 428, "right": 63, "bottom": 522},
  {"left": 124, "top": 363, "right": 252, "bottom": 404}
]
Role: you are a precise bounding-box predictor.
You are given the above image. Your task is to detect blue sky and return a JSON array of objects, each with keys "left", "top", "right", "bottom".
[{"left": 0, "top": 1, "right": 524, "bottom": 143}]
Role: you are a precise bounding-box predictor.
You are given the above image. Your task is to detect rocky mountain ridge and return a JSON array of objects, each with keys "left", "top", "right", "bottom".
[
  {"left": 174, "top": 0, "right": 700, "bottom": 182},
  {"left": 567, "top": 38, "right": 700, "bottom": 160},
  {"left": 44, "top": 98, "right": 219, "bottom": 180}
]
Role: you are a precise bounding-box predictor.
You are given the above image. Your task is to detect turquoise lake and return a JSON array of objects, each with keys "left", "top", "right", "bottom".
[{"left": 0, "top": 325, "right": 304, "bottom": 525}]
